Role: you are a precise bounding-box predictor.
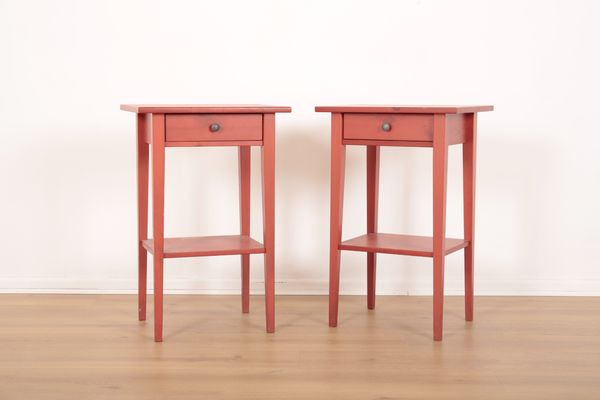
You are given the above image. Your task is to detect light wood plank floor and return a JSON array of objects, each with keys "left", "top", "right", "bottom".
[{"left": 1, "top": 295, "right": 599, "bottom": 399}]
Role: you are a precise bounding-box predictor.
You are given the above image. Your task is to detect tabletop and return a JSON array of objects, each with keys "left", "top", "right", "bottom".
[
  {"left": 120, "top": 104, "right": 292, "bottom": 114},
  {"left": 314, "top": 105, "right": 493, "bottom": 114}
]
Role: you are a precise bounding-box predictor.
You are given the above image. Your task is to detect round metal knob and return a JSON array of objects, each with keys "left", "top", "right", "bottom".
[
  {"left": 381, "top": 122, "right": 392, "bottom": 132},
  {"left": 209, "top": 123, "right": 221, "bottom": 133}
]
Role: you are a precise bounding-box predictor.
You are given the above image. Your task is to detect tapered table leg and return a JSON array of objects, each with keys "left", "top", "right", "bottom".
[
  {"left": 239, "top": 146, "right": 251, "bottom": 313},
  {"left": 329, "top": 113, "right": 346, "bottom": 327},
  {"left": 366, "top": 146, "right": 379, "bottom": 310},
  {"left": 137, "top": 114, "right": 149, "bottom": 321},
  {"left": 433, "top": 114, "right": 448, "bottom": 341},
  {"left": 151, "top": 114, "right": 165, "bottom": 342},
  {"left": 463, "top": 113, "right": 477, "bottom": 321},
  {"left": 262, "top": 114, "right": 276, "bottom": 333}
]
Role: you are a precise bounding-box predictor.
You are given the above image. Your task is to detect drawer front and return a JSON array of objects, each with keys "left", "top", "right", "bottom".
[
  {"left": 343, "top": 113, "right": 433, "bottom": 141},
  {"left": 166, "top": 114, "right": 263, "bottom": 142}
]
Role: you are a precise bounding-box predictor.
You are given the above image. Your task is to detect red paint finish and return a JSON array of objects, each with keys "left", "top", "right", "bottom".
[
  {"left": 142, "top": 235, "right": 264, "bottom": 258},
  {"left": 432, "top": 114, "right": 448, "bottom": 341},
  {"left": 239, "top": 146, "right": 251, "bottom": 314},
  {"left": 343, "top": 139, "right": 433, "bottom": 147},
  {"left": 121, "top": 104, "right": 291, "bottom": 114},
  {"left": 261, "top": 114, "right": 276, "bottom": 333},
  {"left": 151, "top": 113, "right": 165, "bottom": 343},
  {"left": 463, "top": 114, "right": 477, "bottom": 322},
  {"left": 315, "top": 105, "right": 493, "bottom": 114},
  {"left": 165, "top": 140, "right": 263, "bottom": 147},
  {"left": 136, "top": 114, "right": 149, "bottom": 322},
  {"left": 339, "top": 233, "right": 468, "bottom": 257},
  {"left": 317, "top": 105, "right": 492, "bottom": 341},
  {"left": 366, "top": 146, "right": 379, "bottom": 310},
  {"left": 344, "top": 113, "right": 433, "bottom": 141},
  {"left": 328, "top": 113, "right": 346, "bottom": 327},
  {"left": 122, "top": 105, "right": 290, "bottom": 341},
  {"left": 166, "top": 114, "right": 262, "bottom": 142}
]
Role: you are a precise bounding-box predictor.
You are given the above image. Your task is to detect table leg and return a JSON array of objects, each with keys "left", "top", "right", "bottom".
[
  {"left": 366, "top": 146, "right": 379, "bottom": 310},
  {"left": 433, "top": 114, "right": 448, "bottom": 341},
  {"left": 463, "top": 113, "right": 477, "bottom": 321},
  {"left": 239, "top": 146, "right": 251, "bottom": 314},
  {"left": 137, "top": 114, "right": 149, "bottom": 321},
  {"left": 151, "top": 114, "right": 165, "bottom": 342},
  {"left": 329, "top": 113, "right": 346, "bottom": 327},
  {"left": 262, "top": 114, "right": 275, "bottom": 333}
]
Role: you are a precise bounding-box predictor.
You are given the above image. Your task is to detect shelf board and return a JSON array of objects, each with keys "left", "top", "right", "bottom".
[
  {"left": 339, "top": 233, "right": 468, "bottom": 258},
  {"left": 142, "top": 235, "right": 265, "bottom": 258}
]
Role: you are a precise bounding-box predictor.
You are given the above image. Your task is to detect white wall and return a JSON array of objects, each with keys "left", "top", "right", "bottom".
[{"left": 1, "top": 0, "right": 599, "bottom": 295}]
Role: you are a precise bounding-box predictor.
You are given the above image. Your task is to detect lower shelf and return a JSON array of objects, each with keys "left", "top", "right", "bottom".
[
  {"left": 142, "top": 235, "right": 265, "bottom": 258},
  {"left": 339, "top": 233, "right": 469, "bottom": 258}
]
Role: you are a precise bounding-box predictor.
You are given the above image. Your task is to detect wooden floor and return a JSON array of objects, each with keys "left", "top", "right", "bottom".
[{"left": 1, "top": 295, "right": 599, "bottom": 400}]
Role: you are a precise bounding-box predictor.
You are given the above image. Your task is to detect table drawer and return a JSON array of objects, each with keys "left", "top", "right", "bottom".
[
  {"left": 343, "top": 113, "right": 433, "bottom": 141},
  {"left": 165, "top": 114, "right": 263, "bottom": 142}
]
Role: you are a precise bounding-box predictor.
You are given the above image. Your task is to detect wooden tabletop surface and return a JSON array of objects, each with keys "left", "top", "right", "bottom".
[
  {"left": 120, "top": 104, "right": 292, "bottom": 114},
  {"left": 315, "top": 105, "right": 494, "bottom": 114}
]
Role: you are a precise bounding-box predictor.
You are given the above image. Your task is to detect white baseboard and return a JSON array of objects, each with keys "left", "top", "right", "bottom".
[{"left": 1, "top": 277, "right": 599, "bottom": 296}]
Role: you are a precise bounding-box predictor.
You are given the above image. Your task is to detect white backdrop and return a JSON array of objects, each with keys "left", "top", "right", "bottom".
[{"left": 1, "top": 0, "right": 599, "bottom": 295}]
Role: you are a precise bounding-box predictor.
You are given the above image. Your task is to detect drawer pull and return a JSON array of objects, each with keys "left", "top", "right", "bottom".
[
  {"left": 209, "top": 123, "right": 221, "bottom": 133},
  {"left": 381, "top": 122, "right": 392, "bottom": 132}
]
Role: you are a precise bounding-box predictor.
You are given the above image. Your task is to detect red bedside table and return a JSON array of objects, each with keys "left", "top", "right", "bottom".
[
  {"left": 121, "top": 104, "right": 291, "bottom": 342},
  {"left": 316, "top": 105, "right": 493, "bottom": 341}
]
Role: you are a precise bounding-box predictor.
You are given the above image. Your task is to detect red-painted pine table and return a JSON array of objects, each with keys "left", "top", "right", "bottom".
[
  {"left": 121, "top": 104, "right": 291, "bottom": 342},
  {"left": 316, "top": 105, "right": 493, "bottom": 341}
]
